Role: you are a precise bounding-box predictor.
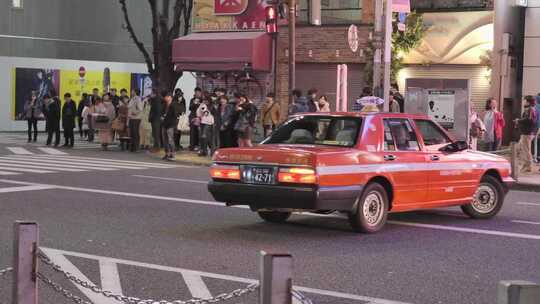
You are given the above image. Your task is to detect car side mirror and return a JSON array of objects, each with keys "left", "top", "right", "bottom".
[{"left": 439, "top": 140, "right": 468, "bottom": 153}]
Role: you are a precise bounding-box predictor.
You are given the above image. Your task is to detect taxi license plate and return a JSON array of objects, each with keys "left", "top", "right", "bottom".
[{"left": 242, "top": 166, "right": 276, "bottom": 185}]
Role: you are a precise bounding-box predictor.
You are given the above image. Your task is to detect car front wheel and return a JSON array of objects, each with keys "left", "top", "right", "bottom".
[
  {"left": 461, "top": 175, "right": 504, "bottom": 219},
  {"left": 348, "top": 183, "right": 389, "bottom": 233},
  {"left": 257, "top": 211, "right": 291, "bottom": 223}
]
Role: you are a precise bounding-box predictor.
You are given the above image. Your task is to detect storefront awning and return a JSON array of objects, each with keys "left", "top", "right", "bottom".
[{"left": 172, "top": 32, "right": 271, "bottom": 72}]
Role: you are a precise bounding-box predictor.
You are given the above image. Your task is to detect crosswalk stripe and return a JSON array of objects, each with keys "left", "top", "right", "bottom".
[
  {"left": 0, "top": 157, "right": 116, "bottom": 171},
  {"left": 0, "top": 166, "right": 53, "bottom": 173},
  {"left": 32, "top": 155, "right": 180, "bottom": 168},
  {"left": 0, "top": 156, "right": 141, "bottom": 170},
  {"left": 99, "top": 260, "right": 124, "bottom": 297},
  {"left": 0, "top": 171, "right": 20, "bottom": 176},
  {"left": 0, "top": 185, "right": 55, "bottom": 193},
  {"left": 37, "top": 147, "right": 67, "bottom": 155},
  {"left": 0, "top": 162, "right": 87, "bottom": 172},
  {"left": 6, "top": 147, "right": 33, "bottom": 155},
  {"left": 181, "top": 272, "right": 212, "bottom": 299},
  {"left": 20, "top": 155, "right": 176, "bottom": 169}
]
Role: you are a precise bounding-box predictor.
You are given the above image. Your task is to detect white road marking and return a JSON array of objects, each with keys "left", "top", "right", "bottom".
[
  {"left": 132, "top": 175, "right": 208, "bottom": 184},
  {"left": 2, "top": 179, "right": 540, "bottom": 241},
  {"left": 0, "top": 166, "right": 53, "bottom": 174},
  {"left": 37, "top": 147, "right": 67, "bottom": 155},
  {"left": 41, "top": 247, "right": 411, "bottom": 304},
  {"left": 387, "top": 221, "right": 540, "bottom": 240},
  {"left": 6, "top": 156, "right": 151, "bottom": 170},
  {"left": 40, "top": 248, "right": 122, "bottom": 304},
  {"left": 0, "top": 171, "right": 20, "bottom": 176},
  {"left": 517, "top": 202, "right": 540, "bottom": 207},
  {"left": 0, "top": 162, "right": 86, "bottom": 172},
  {"left": 0, "top": 158, "right": 115, "bottom": 171},
  {"left": 181, "top": 272, "right": 212, "bottom": 299},
  {"left": 512, "top": 220, "right": 540, "bottom": 226},
  {"left": 29, "top": 155, "right": 184, "bottom": 168},
  {"left": 99, "top": 260, "right": 124, "bottom": 297},
  {"left": 6, "top": 147, "right": 33, "bottom": 155},
  {"left": 0, "top": 185, "right": 55, "bottom": 193}
]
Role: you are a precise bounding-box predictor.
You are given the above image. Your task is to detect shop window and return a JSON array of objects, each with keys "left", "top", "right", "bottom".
[
  {"left": 298, "top": 0, "right": 363, "bottom": 25},
  {"left": 12, "top": 0, "right": 23, "bottom": 9}
]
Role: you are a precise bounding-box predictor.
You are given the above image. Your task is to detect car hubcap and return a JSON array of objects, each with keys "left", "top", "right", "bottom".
[
  {"left": 472, "top": 184, "right": 497, "bottom": 214},
  {"left": 363, "top": 192, "right": 384, "bottom": 226}
]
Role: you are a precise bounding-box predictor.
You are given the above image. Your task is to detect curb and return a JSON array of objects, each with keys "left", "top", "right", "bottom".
[
  {"left": 145, "top": 151, "right": 212, "bottom": 167},
  {"left": 509, "top": 183, "right": 540, "bottom": 193}
]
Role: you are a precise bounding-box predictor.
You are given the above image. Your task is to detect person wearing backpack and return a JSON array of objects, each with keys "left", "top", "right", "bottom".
[
  {"left": 469, "top": 106, "right": 485, "bottom": 151},
  {"left": 515, "top": 96, "right": 538, "bottom": 173}
]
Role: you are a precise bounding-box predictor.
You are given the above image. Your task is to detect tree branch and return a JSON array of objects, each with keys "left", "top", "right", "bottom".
[
  {"left": 119, "top": 0, "right": 154, "bottom": 74},
  {"left": 183, "top": 0, "right": 193, "bottom": 36},
  {"left": 148, "top": 0, "right": 160, "bottom": 74}
]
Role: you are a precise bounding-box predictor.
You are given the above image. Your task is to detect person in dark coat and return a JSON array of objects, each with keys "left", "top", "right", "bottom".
[
  {"left": 148, "top": 89, "right": 163, "bottom": 151},
  {"left": 161, "top": 92, "right": 178, "bottom": 160},
  {"left": 62, "top": 93, "right": 77, "bottom": 147},
  {"left": 23, "top": 92, "right": 42, "bottom": 142},
  {"left": 307, "top": 88, "right": 319, "bottom": 112},
  {"left": 44, "top": 95, "right": 61, "bottom": 147},
  {"left": 77, "top": 93, "right": 89, "bottom": 139},
  {"left": 188, "top": 87, "right": 203, "bottom": 150},
  {"left": 172, "top": 88, "right": 186, "bottom": 150}
]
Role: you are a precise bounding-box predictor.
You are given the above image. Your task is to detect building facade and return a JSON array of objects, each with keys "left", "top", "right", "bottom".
[{"left": 522, "top": 0, "right": 540, "bottom": 97}]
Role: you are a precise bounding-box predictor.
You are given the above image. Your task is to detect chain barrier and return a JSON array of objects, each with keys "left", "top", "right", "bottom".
[
  {"left": 37, "top": 272, "right": 93, "bottom": 304},
  {"left": 0, "top": 267, "right": 13, "bottom": 278},
  {"left": 292, "top": 290, "right": 314, "bottom": 304},
  {"left": 38, "top": 251, "right": 260, "bottom": 304}
]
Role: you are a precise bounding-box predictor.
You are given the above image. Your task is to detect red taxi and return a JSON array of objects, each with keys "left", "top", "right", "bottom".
[{"left": 208, "top": 112, "right": 514, "bottom": 233}]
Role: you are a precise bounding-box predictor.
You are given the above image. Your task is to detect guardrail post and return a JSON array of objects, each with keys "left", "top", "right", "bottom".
[
  {"left": 259, "top": 251, "right": 293, "bottom": 304},
  {"left": 510, "top": 142, "right": 519, "bottom": 180},
  {"left": 12, "top": 221, "right": 38, "bottom": 304},
  {"left": 498, "top": 281, "right": 540, "bottom": 304}
]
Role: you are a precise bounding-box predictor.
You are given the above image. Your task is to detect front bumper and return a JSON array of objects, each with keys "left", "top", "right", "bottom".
[{"left": 208, "top": 181, "right": 362, "bottom": 211}]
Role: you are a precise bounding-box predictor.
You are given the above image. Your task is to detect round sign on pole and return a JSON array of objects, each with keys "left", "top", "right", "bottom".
[{"left": 348, "top": 24, "right": 359, "bottom": 53}]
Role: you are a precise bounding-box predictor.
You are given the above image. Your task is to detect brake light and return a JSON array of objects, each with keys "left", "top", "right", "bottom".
[
  {"left": 278, "top": 167, "right": 317, "bottom": 184},
  {"left": 210, "top": 165, "right": 241, "bottom": 180}
]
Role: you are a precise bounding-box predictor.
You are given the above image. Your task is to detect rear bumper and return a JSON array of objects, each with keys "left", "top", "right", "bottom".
[{"left": 207, "top": 181, "right": 362, "bottom": 211}]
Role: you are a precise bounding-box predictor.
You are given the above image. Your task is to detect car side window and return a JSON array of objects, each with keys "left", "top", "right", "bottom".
[
  {"left": 383, "top": 119, "right": 420, "bottom": 152},
  {"left": 414, "top": 120, "right": 451, "bottom": 147}
]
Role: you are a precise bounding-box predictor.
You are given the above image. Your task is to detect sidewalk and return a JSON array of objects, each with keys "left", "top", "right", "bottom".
[{"left": 513, "top": 164, "right": 540, "bottom": 192}]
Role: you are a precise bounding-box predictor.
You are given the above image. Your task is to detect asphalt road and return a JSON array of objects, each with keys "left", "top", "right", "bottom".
[{"left": 0, "top": 134, "right": 539, "bottom": 304}]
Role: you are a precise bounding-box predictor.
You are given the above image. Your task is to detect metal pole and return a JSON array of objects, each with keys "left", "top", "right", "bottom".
[
  {"left": 259, "top": 251, "right": 293, "bottom": 304},
  {"left": 383, "top": 0, "right": 392, "bottom": 112},
  {"left": 511, "top": 142, "right": 519, "bottom": 181},
  {"left": 13, "top": 221, "right": 39, "bottom": 304},
  {"left": 288, "top": 0, "right": 296, "bottom": 106},
  {"left": 497, "top": 280, "right": 540, "bottom": 304},
  {"left": 372, "top": 0, "right": 383, "bottom": 96}
]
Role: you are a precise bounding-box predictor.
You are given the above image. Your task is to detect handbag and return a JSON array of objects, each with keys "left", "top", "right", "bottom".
[
  {"left": 95, "top": 115, "right": 110, "bottom": 124},
  {"left": 177, "top": 114, "right": 190, "bottom": 132},
  {"left": 191, "top": 117, "right": 201, "bottom": 127},
  {"left": 111, "top": 118, "right": 125, "bottom": 131}
]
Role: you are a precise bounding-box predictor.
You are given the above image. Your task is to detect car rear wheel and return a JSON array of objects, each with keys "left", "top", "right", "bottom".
[
  {"left": 348, "top": 183, "right": 389, "bottom": 233},
  {"left": 257, "top": 211, "right": 291, "bottom": 223},
  {"left": 461, "top": 175, "right": 504, "bottom": 219}
]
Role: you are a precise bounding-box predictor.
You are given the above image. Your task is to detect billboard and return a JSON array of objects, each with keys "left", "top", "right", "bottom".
[
  {"left": 192, "top": 0, "right": 270, "bottom": 32},
  {"left": 12, "top": 67, "right": 150, "bottom": 120}
]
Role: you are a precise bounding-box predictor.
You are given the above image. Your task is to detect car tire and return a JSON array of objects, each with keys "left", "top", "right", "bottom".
[
  {"left": 257, "top": 211, "right": 291, "bottom": 223},
  {"left": 461, "top": 175, "right": 504, "bottom": 219},
  {"left": 348, "top": 183, "right": 389, "bottom": 233}
]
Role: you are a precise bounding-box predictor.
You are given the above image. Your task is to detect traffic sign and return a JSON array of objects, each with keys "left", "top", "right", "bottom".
[{"left": 347, "top": 24, "right": 359, "bottom": 53}]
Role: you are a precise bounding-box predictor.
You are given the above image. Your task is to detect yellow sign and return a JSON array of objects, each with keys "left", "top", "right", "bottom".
[{"left": 59, "top": 70, "right": 131, "bottom": 103}]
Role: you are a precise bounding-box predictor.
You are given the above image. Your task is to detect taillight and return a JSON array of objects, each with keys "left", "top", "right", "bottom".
[
  {"left": 278, "top": 167, "right": 317, "bottom": 184},
  {"left": 210, "top": 165, "right": 241, "bottom": 180}
]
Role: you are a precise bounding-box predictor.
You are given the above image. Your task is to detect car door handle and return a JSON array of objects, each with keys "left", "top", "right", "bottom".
[
  {"left": 430, "top": 155, "right": 440, "bottom": 161},
  {"left": 384, "top": 155, "right": 397, "bottom": 161}
]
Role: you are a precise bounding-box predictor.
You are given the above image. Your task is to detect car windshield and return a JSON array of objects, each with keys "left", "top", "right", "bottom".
[{"left": 262, "top": 115, "right": 362, "bottom": 147}]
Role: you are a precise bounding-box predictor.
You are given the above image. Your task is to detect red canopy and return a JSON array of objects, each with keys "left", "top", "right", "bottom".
[{"left": 172, "top": 32, "right": 271, "bottom": 72}]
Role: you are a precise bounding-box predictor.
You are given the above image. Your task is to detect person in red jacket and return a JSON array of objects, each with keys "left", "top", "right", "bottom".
[{"left": 483, "top": 98, "right": 505, "bottom": 151}]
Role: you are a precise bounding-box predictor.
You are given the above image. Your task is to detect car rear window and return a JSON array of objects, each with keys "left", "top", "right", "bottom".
[{"left": 263, "top": 116, "right": 362, "bottom": 147}]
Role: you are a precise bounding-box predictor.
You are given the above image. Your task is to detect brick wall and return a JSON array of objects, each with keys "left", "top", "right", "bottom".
[{"left": 275, "top": 25, "right": 371, "bottom": 118}]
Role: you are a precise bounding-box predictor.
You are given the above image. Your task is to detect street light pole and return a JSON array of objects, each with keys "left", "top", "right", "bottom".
[
  {"left": 373, "top": 0, "right": 383, "bottom": 97},
  {"left": 383, "top": 0, "right": 392, "bottom": 112},
  {"left": 288, "top": 0, "right": 296, "bottom": 105}
]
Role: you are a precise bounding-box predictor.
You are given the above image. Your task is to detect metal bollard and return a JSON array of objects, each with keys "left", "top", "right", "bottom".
[
  {"left": 511, "top": 142, "right": 519, "bottom": 180},
  {"left": 259, "top": 251, "right": 293, "bottom": 304},
  {"left": 12, "top": 221, "right": 39, "bottom": 304},
  {"left": 498, "top": 281, "right": 540, "bottom": 304}
]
